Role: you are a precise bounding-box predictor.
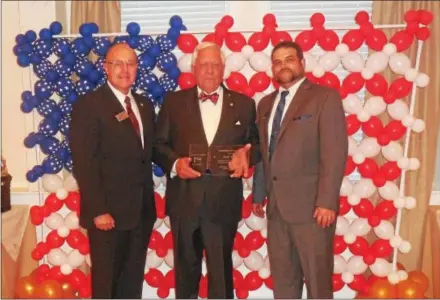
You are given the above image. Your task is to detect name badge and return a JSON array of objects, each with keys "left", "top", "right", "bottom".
[{"left": 115, "top": 111, "right": 129, "bottom": 122}]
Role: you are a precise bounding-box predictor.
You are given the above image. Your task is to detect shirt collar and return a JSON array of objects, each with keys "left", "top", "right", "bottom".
[
  {"left": 107, "top": 81, "right": 134, "bottom": 102},
  {"left": 197, "top": 85, "right": 222, "bottom": 97},
  {"left": 279, "top": 76, "right": 307, "bottom": 96}
]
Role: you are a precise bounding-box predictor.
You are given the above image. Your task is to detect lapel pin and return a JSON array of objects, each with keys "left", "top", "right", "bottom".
[
  {"left": 140, "top": 102, "right": 144, "bottom": 107},
  {"left": 229, "top": 102, "right": 234, "bottom": 107}
]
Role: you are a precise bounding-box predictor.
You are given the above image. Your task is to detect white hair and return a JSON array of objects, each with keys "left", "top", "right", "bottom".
[{"left": 191, "top": 41, "right": 226, "bottom": 66}]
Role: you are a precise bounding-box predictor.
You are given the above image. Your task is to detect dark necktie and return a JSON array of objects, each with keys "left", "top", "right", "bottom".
[
  {"left": 124, "top": 96, "right": 141, "bottom": 140},
  {"left": 199, "top": 92, "right": 219, "bottom": 104},
  {"left": 269, "top": 90, "right": 289, "bottom": 160}
]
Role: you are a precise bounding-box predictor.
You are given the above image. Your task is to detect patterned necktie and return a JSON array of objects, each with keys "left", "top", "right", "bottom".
[
  {"left": 269, "top": 90, "right": 290, "bottom": 160},
  {"left": 199, "top": 92, "right": 219, "bottom": 104},
  {"left": 124, "top": 96, "right": 141, "bottom": 140}
]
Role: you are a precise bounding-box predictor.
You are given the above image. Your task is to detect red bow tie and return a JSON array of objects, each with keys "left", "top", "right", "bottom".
[{"left": 199, "top": 92, "right": 219, "bottom": 104}]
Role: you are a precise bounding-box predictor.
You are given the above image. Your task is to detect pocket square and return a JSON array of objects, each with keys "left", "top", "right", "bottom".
[
  {"left": 235, "top": 120, "right": 241, "bottom": 125},
  {"left": 293, "top": 114, "right": 312, "bottom": 121}
]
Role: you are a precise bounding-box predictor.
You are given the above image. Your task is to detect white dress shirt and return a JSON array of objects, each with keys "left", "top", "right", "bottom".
[
  {"left": 107, "top": 81, "right": 144, "bottom": 148},
  {"left": 171, "top": 86, "right": 223, "bottom": 177},
  {"left": 267, "top": 77, "right": 306, "bottom": 146}
]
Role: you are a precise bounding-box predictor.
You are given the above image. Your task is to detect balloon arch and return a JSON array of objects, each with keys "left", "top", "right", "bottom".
[{"left": 12, "top": 9, "right": 433, "bottom": 299}]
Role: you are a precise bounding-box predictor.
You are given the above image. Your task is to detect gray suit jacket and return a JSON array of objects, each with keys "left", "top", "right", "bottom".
[{"left": 252, "top": 79, "right": 348, "bottom": 224}]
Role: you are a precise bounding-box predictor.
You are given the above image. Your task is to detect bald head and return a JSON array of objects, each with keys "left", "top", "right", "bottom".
[{"left": 104, "top": 43, "right": 138, "bottom": 95}]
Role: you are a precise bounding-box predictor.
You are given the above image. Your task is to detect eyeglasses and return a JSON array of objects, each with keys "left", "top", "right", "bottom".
[{"left": 106, "top": 60, "right": 138, "bottom": 68}]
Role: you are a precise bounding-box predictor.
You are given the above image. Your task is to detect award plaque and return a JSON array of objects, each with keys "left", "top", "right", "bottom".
[{"left": 189, "top": 144, "right": 246, "bottom": 176}]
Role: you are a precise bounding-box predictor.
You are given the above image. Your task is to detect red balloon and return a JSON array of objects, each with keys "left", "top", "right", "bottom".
[
  {"left": 295, "top": 30, "right": 317, "bottom": 51},
  {"left": 225, "top": 32, "right": 247, "bottom": 52},
  {"left": 144, "top": 268, "right": 163, "bottom": 288},
  {"left": 264, "top": 276, "right": 273, "bottom": 290},
  {"left": 339, "top": 86, "right": 348, "bottom": 99},
  {"left": 148, "top": 230, "right": 163, "bottom": 250},
  {"left": 406, "top": 21, "right": 419, "bottom": 35},
  {"left": 241, "top": 197, "right": 252, "bottom": 219},
  {"left": 68, "top": 269, "right": 86, "bottom": 289},
  {"left": 345, "top": 156, "right": 356, "bottom": 176},
  {"left": 312, "top": 26, "right": 326, "bottom": 39},
  {"left": 245, "top": 271, "right": 263, "bottom": 291},
  {"left": 214, "top": 23, "right": 228, "bottom": 39},
  {"left": 383, "top": 90, "right": 397, "bottom": 104},
  {"left": 221, "top": 15, "right": 234, "bottom": 29},
  {"left": 381, "top": 161, "right": 402, "bottom": 182},
  {"left": 371, "top": 239, "right": 393, "bottom": 258},
  {"left": 357, "top": 158, "right": 378, "bottom": 178},
  {"left": 366, "top": 29, "right": 387, "bottom": 51},
  {"left": 375, "top": 199, "right": 397, "bottom": 220},
  {"left": 362, "top": 116, "right": 384, "bottom": 138},
  {"left": 263, "top": 13, "right": 277, "bottom": 26},
  {"left": 236, "top": 288, "right": 249, "bottom": 299},
  {"left": 363, "top": 253, "right": 377, "bottom": 266},
  {"left": 404, "top": 9, "right": 419, "bottom": 23},
  {"left": 163, "top": 231, "right": 174, "bottom": 249},
  {"left": 339, "top": 196, "right": 351, "bottom": 216},
  {"left": 376, "top": 132, "right": 391, "bottom": 146},
  {"left": 305, "top": 72, "right": 319, "bottom": 84},
  {"left": 343, "top": 72, "right": 365, "bottom": 94},
  {"left": 41, "top": 205, "right": 52, "bottom": 217},
  {"left": 349, "top": 236, "right": 369, "bottom": 256},
  {"left": 46, "top": 230, "right": 65, "bottom": 249},
  {"left": 31, "top": 246, "right": 45, "bottom": 261},
  {"left": 202, "top": 32, "right": 223, "bottom": 46},
  {"left": 360, "top": 23, "right": 374, "bottom": 36},
  {"left": 334, "top": 235, "right": 347, "bottom": 254},
  {"left": 66, "top": 229, "right": 86, "bottom": 249},
  {"left": 248, "top": 31, "right": 270, "bottom": 51},
  {"left": 242, "top": 84, "right": 255, "bottom": 97},
  {"left": 198, "top": 276, "right": 208, "bottom": 298},
  {"left": 30, "top": 205, "right": 44, "bottom": 225},
  {"left": 50, "top": 266, "right": 68, "bottom": 283},
  {"left": 346, "top": 115, "right": 361, "bottom": 135},
  {"left": 178, "top": 72, "right": 196, "bottom": 90},
  {"left": 353, "top": 198, "right": 374, "bottom": 218},
  {"left": 318, "top": 72, "right": 340, "bottom": 90},
  {"left": 368, "top": 215, "right": 381, "bottom": 227},
  {"left": 78, "top": 239, "right": 90, "bottom": 255},
  {"left": 419, "top": 10, "right": 434, "bottom": 25},
  {"left": 385, "top": 120, "right": 406, "bottom": 141},
  {"left": 332, "top": 274, "right": 345, "bottom": 292},
  {"left": 262, "top": 25, "right": 276, "bottom": 37},
  {"left": 318, "top": 30, "right": 339, "bottom": 51},
  {"left": 226, "top": 72, "right": 248, "bottom": 92},
  {"left": 45, "top": 193, "right": 64, "bottom": 212},
  {"left": 65, "top": 192, "right": 80, "bottom": 212},
  {"left": 234, "top": 232, "right": 245, "bottom": 250},
  {"left": 416, "top": 27, "right": 430, "bottom": 41},
  {"left": 349, "top": 274, "right": 367, "bottom": 292},
  {"left": 233, "top": 269, "right": 245, "bottom": 289},
  {"left": 155, "top": 193, "right": 166, "bottom": 219},
  {"left": 366, "top": 74, "right": 388, "bottom": 96},
  {"left": 245, "top": 230, "right": 265, "bottom": 251},
  {"left": 373, "top": 171, "right": 387, "bottom": 187},
  {"left": 310, "top": 13, "right": 325, "bottom": 27},
  {"left": 271, "top": 31, "right": 292, "bottom": 46},
  {"left": 389, "top": 77, "right": 412, "bottom": 99},
  {"left": 78, "top": 286, "right": 91, "bottom": 298},
  {"left": 390, "top": 30, "right": 414, "bottom": 52},
  {"left": 177, "top": 34, "right": 198, "bottom": 53},
  {"left": 249, "top": 72, "right": 271, "bottom": 92},
  {"left": 355, "top": 11, "right": 370, "bottom": 25},
  {"left": 342, "top": 29, "right": 365, "bottom": 51}
]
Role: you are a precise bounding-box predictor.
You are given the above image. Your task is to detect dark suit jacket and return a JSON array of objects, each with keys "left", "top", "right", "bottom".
[
  {"left": 153, "top": 85, "right": 260, "bottom": 224},
  {"left": 69, "top": 83, "right": 156, "bottom": 230},
  {"left": 253, "top": 79, "right": 348, "bottom": 224}
]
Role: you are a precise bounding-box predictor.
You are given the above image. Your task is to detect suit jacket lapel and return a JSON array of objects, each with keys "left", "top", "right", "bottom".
[
  {"left": 211, "top": 86, "right": 236, "bottom": 146},
  {"left": 261, "top": 91, "right": 277, "bottom": 157},
  {"left": 185, "top": 87, "right": 209, "bottom": 146},
  {"left": 133, "top": 94, "right": 148, "bottom": 149}
]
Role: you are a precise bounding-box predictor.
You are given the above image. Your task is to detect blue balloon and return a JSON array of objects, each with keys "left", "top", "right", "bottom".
[
  {"left": 34, "top": 165, "right": 45, "bottom": 177},
  {"left": 95, "top": 76, "right": 107, "bottom": 89},
  {"left": 21, "top": 91, "right": 33, "bottom": 102},
  {"left": 137, "top": 35, "right": 154, "bottom": 52},
  {"left": 71, "top": 38, "right": 90, "bottom": 58},
  {"left": 40, "top": 136, "right": 61, "bottom": 155},
  {"left": 37, "top": 99, "right": 58, "bottom": 118},
  {"left": 75, "top": 78, "right": 95, "bottom": 96},
  {"left": 50, "top": 21, "right": 63, "bottom": 35},
  {"left": 74, "top": 58, "right": 94, "bottom": 77},
  {"left": 54, "top": 59, "right": 74, "bottom": 78},
  {"left": 12, "top": 45, "right": 21, "bottom": 56},
  {"left": 52, "top": 38, "right": 71, "bottom": 57},
  {"left": 151, "top": 83, "right": 165, "bottom": 98},
  {"left": 79, "top": 23, "right": 93, "bottom": 37},
  {"left": 167, "top": 66, "right": 181, "bottom": 80},
  {"left": 88, "top": 69, "right": 102, "bottom": 83},
  {"left": 30, "top": 96, "right": 42, "bottom": 108},
  {"left": 64, "top": 156, "right": 73, "bottom": 172},
  {"left": 146, "top": 43, "right": 161, "bottom": 58},
  {"left": 50, "top": 109, "right": 63, "bottom": 123},
  {"left": 25, "top": 30, "right": 37, "bottom": 43},
  {"left": 21, "top": 101, "right": 33, "bottom": 113},
  {"left": 15, "top": 34, "right": 27, "bottom": 45},
  {"left": 66, "top": 92, "right": 78, "bottom": 104},
  {"left": 128, "top": 36, "right": 139, "bottom": 49},
  {"left": 59, "top": 98, "right": 73, "bottom": 116},
  {"left": 54, "top": 77, "right": 75, "bottom": 98},
  {"left": 83, "top": 36, "right": 96, "bottom": 48},
  {"left": 93, "top": 37, "right": 111, "bottom": 56},
  {"left": 62, "top": 52, "right": 76, "bottom": 66},
  {"left": 17, "top": 54, "right": 30, "bottom": 67},
  {"left": 127, "top": 22, "right": 141, "bottom": 36},
  {"left": 20, "top": 44, "right": 34, "bottom": 55},
  {"left": 30, "top": 53, "right": 43, "bottom": 65},
  {"left": 61, "top": 139, "right": 71, "bottom": 153},
  {"left": 42, "top": 155, "right": 63, "bottom": 174},
  {"left": 38, "top": 118, "right": 59, "bottom": 136},
  {"left": 159, "top": 74, "right": 178, "bottom": 92},
  {"left": 55, "top": 146, "right": 70, "bottom": 163},
  {"left": 45, "top": 69, "right": 59, "bottom": 83},
  {"left": 89, "top": 22, "right": 99, "bottom": 34},
  {"left": 39, "top": 28, "right": 53, "bottom": 40},
  {"left": 26, "top": 170, "right": 39, "bottom": 183},
  {"left": 138, "top": 53, "right": 156, "bottom": 72},
  {"left": 167, "top": 28, "right": 180, "bottom": 42},
  {"left": 59, "top": 115, "right": 71, "bottom": 136},
  {"left": 95, "top": 57, "right": 106, "bottom": 75},
  {"left": 35, "top": 79, "right": 54, "bottom": 100},
  {"left": 169, "top": 15, "right": 183, "bottom": 28},
  {"left": 24, "top": 133, "right": 40, "bottom": 148},
  {"left": 135, "top": 71, "right": 159, "bottom": 91},
  {"left": 153, "top": 164, "right": 164, "bottom": 177},
  {"left": 113, "top": 36, "right": 129, "bottom": 44},
  {"left": 157, "top": 52, "right": 177, "bottom": 72},
  {"left": 34, "top": 39, "right": 53, "bottom": 59},
  {"left": 156, "top": 35, "right": 176, "bottom": 52}
]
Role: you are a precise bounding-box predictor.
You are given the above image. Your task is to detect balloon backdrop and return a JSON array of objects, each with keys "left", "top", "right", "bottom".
[{"left": 14, "top": 8, "right": 433, "bottom": 299}]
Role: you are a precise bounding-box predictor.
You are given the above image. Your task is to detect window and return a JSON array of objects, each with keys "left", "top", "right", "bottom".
[{"left": 121, "top": 1, "right": 229, "bottom": 33}]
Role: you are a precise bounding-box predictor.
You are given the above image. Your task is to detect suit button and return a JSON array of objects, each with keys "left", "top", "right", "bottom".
[{"left": 273, "top": 176, "right": 277, "bottom": 181}]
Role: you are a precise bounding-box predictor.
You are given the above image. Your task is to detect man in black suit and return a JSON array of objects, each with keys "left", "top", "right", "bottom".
[
  {"left": 154, "top": 41, "right": 259, "bottom": 298},
  {"left": 70, "top": 43, "right": 156, "bottom": 299}
]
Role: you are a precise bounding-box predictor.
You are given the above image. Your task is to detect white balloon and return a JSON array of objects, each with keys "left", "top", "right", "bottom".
[
  {"left": 56, "top": 188, "right": 68, "bottom": 200},
  {"left": 342, "top": 52, "right": 364, "bottom": 72},
  {"left": 85, "top": 254, "right": 91, "bottom": 267},
  {"left": 397, "top": 157, "right": 410, "bottom": 169},
  {"left": 263, "top": 255, "right": 270, "bottom": 269},
  {"left": 342, "top": 271, "right": 354, "bottom": 284},
  {"left": 319, "top": 52, "right": 340, "bottom": 71},
  {"left": 370, "top": 258, "right": 392, "bottom": 277},
  {"left": 153, "top": 218, "right": 163, "bottom": 230},
  {"left": 387, "top": 100, "right": 409, "bottom": 121},
  {"left": 378, "top": 181, "right": 400, "bottom": 201},
  {"left": 398, "top": 270, "right": 409, "bottom": 281},
  {"left": 57, "top": 226, "right": 70, "bottom": 238},
  {"left": 48, "top": 248, "right": 67, "bottom": 266},
  {"left": 223, "top": 67, "right": 231, "bottom": 80},
  {"left": 238, "top": 219, "right": 245, "bottom": 229},
  {"left": 348, "top": 137, "right": 358, "bottom": 156},
  {"left": 333, "top": 255, "right": 347, "bottom": 274},
  {"left": 42, "top": 174, "right": 64, "bottom": 193},
  {"left": 244, "top": 251, "right": 264, "bottom": 271},
  {"left": 45, "top": 213, "right": 64, "bottom": 230},
  {"left": 335, "top": 44, "right": 350, "bottom": 57},
  {"left": 390, "top": 235, "right": 403, "bottom": 248},
  {"left": 402, "top": 115, "right": 415, "bottom": 127},
  {"left": 389, "top": 53, "right": 411, "bottom": 75},
  {"left": 245, "top": 213, "right": 267, "bottom": 231},
  {"left": 241, "top": 45, "right": 254, "bottom": 59},
  {"left": 249, "top": 52, "right": 271, "bottom": 72},
  {"left": 399, "top": 241, "right": 412, "bottom": 253},
  {"left": 67, "top": 249, "right": 85, "bottom": 268},
  {"left": 393, "top": 197, "right": 406, "bottom": 209},
  {"left": 177, "top": 53, "right": 192, "bottom": 73},
  {"left": 353, "top": 152, "right": 366, "bottom": 164},
  {"left": 226, "top": 52, "right": 247, "bottom": 72},
  {"left": 160, "top": 176, "right": 167, "bottom": 187},
  {"left": 146, "top": 250, "right": 163, "bottom": 268},
  {"left": 64, "top": 174, "right": 79, "bottom": 192},
  {"left": 347, "top": 255, "right": 368, "bottom": 275},
  {"left": 266, "top": 68, "right": 273, "bottom": 78},
  {"left": 364, "top": 96, "right": 386, "bottom": 116},
  {"left": 361, "top": 68, "right": 374, "bottom": 80},
  {"left": 357, "top": 110, "right": 371, "bottom": 123},
  {"left": 344, "top": 233, "right": 357, "bottom": 244},
  {"left": 153, "top": 175, "right": 162, "bottom": 188},
  {"left": 164, "top": 216, "right": 171, "bottom": 229},
  {"left": 340, "top": 178, "right": 353, "bottom": 196},
  {"left": 304, "top": 52, "right": 318, "bottom": 72},
  {"left": 60, "top": 263, "right": 73, "bottom": 275},
  {"left": 260, "top": 227, "right": 267, "bottom": 238},
  {"left": 365, "top": 52, "right": 389, "bottom": 73},
  {"left": 415, "top": 73, "right": 430, "bottom": 87},
  {"left": 353, "top": 179, "right": 376, "bottom": 199},
  {"left": 349, "top": 218, "right": 371, "bottom": 236},
  {"left": 358, "top": 138, "right": 381, "bottom": 158},
  {"left": 336, "top": 216, "right": 350, "bottom": 236},
  {"left": 232, "top": 250, "right": 243, "bottom": 268},
  {"left": 374, "top": 220, "right": 395, "bottom": 240},
  {"left": 388, "top": 271, "right": 400, "bottom": 284},
  {"left": 404, "top": 196, "right": 417, "bottom": 209},
  {"left": 64, "top": 211, "right": 79, "bottom": 230},
  {"left": 342, "top": 94, "right": 363, "bottom": 115},
  {"left": 383, "top": 43, "right": 397, "bottom": 56},
  {"left": 258, "top": 267, "right": 271, "bottom": 279},
  {"left": 348, "top": 194, "right": 361, "bottom": 206},
  {"left": 312, "top": 66, "right": 325, "bottom": 78},
  {"left": 404, "top": 68, "right": 418, "bottom": 82},
  {"left": 165, "top": 249, "right": 174, "bottom": 268},
  {"left": 411, "top": 119, "right": 425, "bottom": 133},
  {"left": 382, "top": 141, "right": 403, "bottom": 162},
  {"left": 253, "top": 92, "right": 267, "bottom": 107}
]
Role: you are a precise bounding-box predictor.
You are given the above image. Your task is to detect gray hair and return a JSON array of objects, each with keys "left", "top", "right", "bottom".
[{"left": 191, "top": 41, "right": 226, "bottom": 66}]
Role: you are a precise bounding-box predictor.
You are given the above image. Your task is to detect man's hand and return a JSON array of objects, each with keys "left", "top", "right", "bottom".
[
  {"left": 94, "top": 213, "right": 115, "bottom": 231},
  {"left": 229, "top": 144, "right": 251, "bottom": 178},
  {"left": 252, "top": 203, "right": 265, "bottom": 218},
  {"left": 313, "top": 207, "right": 336, "bottom": 228},
  {"left": 176, "top": 157, "right": 201, "bottom": 179}
]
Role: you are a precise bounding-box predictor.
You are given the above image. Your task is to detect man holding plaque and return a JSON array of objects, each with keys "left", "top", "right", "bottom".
[
  {"left": 252, "top": 41, "right": 348, "bottom": 298},
  {"left": 154, "top": 41, "right": 259, "bottom": 298}
]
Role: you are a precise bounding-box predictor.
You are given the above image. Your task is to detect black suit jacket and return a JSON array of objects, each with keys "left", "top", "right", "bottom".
[
  {"left": 69, "top": 83, "right": 156, "bottom": 230},
  {"left": 153, "top": 86, "right": 260, "bottom": 224}
]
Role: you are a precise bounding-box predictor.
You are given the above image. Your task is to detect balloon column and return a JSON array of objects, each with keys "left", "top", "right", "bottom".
[{"left": 14, "top": 9, "right": 433, "bottom": 299}]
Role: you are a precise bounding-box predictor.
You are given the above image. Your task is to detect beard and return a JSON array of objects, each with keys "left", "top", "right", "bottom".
[{"left": 276, "top": 68, "right": 304, "bottom": 84}]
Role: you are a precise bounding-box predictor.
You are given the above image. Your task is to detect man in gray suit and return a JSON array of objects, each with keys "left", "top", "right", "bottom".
[{"left": 252, "top": 41, "right": 348, "bottom": 299}]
